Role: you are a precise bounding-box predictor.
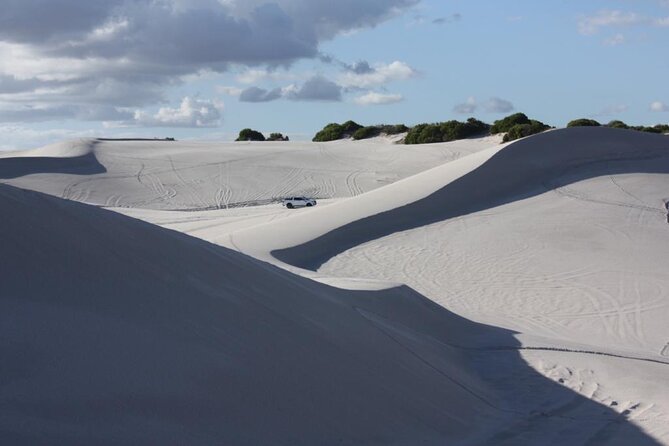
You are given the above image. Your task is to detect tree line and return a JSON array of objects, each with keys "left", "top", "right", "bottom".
[{"left": 234, "top": 114, "right": 669, "bottom": 144}]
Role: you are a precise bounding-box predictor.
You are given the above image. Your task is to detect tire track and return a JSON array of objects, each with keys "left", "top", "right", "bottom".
[
  {"left": 661, "top": 343, "right": 669, "bottom": 357},
  {"left": 168, "top": 156, "right": 208, "bottom": 208},
  {"left": 271, "top": 167, "right": 307, "bottom": 200},
  {"left": 552, "top": 185, "right": 664, "bottom": 215},
  {"left": 345, "top": 171, "right": 364, "bottom": 196},
  {"left": 213, "top": 161, "right": 233, "bottom": 209}
]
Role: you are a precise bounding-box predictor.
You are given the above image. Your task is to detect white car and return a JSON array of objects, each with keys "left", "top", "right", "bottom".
[{"left": 282, "top": 196, "right": 317, "bottom": 209}]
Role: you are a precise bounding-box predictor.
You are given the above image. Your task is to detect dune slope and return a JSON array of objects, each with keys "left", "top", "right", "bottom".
[
  {"left": 271, "top": 127, "right": 669, "bottom": 270},
  {"left": 0, "top": 136, "right": 500, "bottom": 210},
  {"left": 1, "top": 184, "right": 660, "bottom": 445}
]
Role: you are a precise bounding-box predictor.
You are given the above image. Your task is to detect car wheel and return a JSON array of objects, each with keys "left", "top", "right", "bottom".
[
  {"left": 287, "top": 203, "right": 294, "bottom": 209},
  {"left": 306, "top": 203, "right": 313, "bottom": 207}
]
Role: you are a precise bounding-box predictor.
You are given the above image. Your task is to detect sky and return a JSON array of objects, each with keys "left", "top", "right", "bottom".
[{"left": 1, "top": 0, "right": 668, "bottom": 150}]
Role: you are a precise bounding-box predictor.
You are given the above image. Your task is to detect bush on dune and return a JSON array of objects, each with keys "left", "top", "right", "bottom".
[
  {"left": 267, "top": 132, "right": 289, "bottom": 141},
  {"left": 384, "top": 124, "right": 410, "bottom": 135},
  {"left": 312, "top": 123, "right": 342, "bottom": 142},
  {"left": 352, "top": 126, "right": 379, "bottom": 140},
  {"left": 341, "top": 120, "right": 364, "bottom": 135},
  {"left": 489, "top": 113, "right": 550, "bottom": 142},
  {"left": 236, "top": 128, "right": 266, "bottom": 141},
  {"left": 632, "top": 126, "right": 660, "bottom": 134},
  {"left": 503, "top": 120, "right": 551, "bottom": 142},
  {"left": 629, "top": 124, "right": 669, "bottom": 134},
  {"left": 490, "top": 113, "right": 531, "bottom": 134},
  {"left": 604, "top": 121, "right": 669, "bottom": 134},
  {"left": 313, "top": 120, "right": 363, "bottom": 142},
  {"left": 404, "top": 124, "right": 442, "bottom": 144},
  {"left": 352, "top": 124, "right": 410, "bottom": 140},
  {"left": 567, "top": 118, "right": 601, "bottom": 127},
  {"left": 606, "top": 120, "right": 629, "bottom": 129},
  {"left": 404, "top": 118, "right": 490, "bottom": 145}
]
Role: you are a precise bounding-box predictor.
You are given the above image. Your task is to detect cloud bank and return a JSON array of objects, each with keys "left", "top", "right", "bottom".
[
  {"left": 109, "top": 97, "right": 224, "bottom": 128},
  {"left": 0, "top": 0, "right": 418, "bottom": 124}
]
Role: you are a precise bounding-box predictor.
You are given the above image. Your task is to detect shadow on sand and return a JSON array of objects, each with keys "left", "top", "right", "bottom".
[
  {"left": 273, "top": 127, "right": 669, "bottom": 271},
  {"left": 0, "top": 152, "right": 106, "bottom": 180},
  {"left": 0, "top": 183, "right": 662, "bottom": 444}
]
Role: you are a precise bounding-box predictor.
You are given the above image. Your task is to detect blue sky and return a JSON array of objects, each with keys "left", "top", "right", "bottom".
[{"left": 1, "top": 0, "right": 668, "bottom": 149}]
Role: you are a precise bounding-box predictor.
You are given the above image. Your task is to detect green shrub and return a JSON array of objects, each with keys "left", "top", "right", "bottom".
[
  {"left": 567, "top": 118, "right": 601, "bottom": 127},
  {"left": 313, "top": 121, "right": 363, "bottom": 142},
  {"left": 606, "top": 120, "right": 629, "bottom": 129},
  {"left": 341, "top": 120, "right": 363, "bottom": 135},
  {"left": 404, "top": 118, "right": 490, "bottom": 145},
  {"left": 502, "top": 120, "right": 551, "bottom": 142},
  {"left": 235, "top": 128, "right": 265, "bottom": 141},
  {"left": 632, "top": 125, "right": 662, "bottom": 134},
  {"left": 313, "top": 123, "right": 342, "bottom": 142},
  {"left": 267, "top": 132, "right": 289, "bottom": 141},
  {"left": 462, "top": 118, "right": 490, "bottom": 137},
  {"left": 384, "top": 124, "right": 409, "bottom": 135},
  {"left": 490, "top": 113, "right": 531, "bottom": 134},
  {"left": 603, "top": 121, "right": 668, "bottom": 134},
  {"left": 643, "top": 124, "right": 669, "bottom": 133},
  {"left": 352, "top": 124, "right": 410, "bottom": 140},
  {"left": 352, "top": 126, "right": 380, "bottom": 140},
  {"left": 404, "top": 124, "right": 442, "bottom": 144},
  {"left": 439, "top": 120, "right": 465, "bottom": 141}
]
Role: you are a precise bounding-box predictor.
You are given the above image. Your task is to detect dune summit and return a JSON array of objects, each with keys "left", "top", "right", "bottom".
[{"left": 1, "top": 129, "right": 669, "bottom": 444}]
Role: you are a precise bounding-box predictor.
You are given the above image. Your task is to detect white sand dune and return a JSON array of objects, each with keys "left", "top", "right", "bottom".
[
  {"left": 252, "top": 128, "right": 669, "bottom": 269},
  {"left": 1, "top": 128, "right": 669, "bottom": 444},
  {"left": 0, "top": 138, "right": 98, "bottom": 159},
  {"left": 240, "top": 127, "right": 669, "bottom": 442},
  {"left": 0, "top": 135, "right": 500, "bottom": 210},
  {"left": 4, "top": 183, "right": 655, "bottom": 445}
]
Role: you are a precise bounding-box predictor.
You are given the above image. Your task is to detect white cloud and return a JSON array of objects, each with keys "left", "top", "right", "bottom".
[
  {"left": 453, "top": 96, "right": 514, "bottom": 114},
  {"left": 593, "top": 104, "right": 629, "bottom": 116},
  {"left": 578, "top": 9, "right": 669, "bottom": 35},
  {"left": 354, "top": 92, "right": 403, "bottom": 105},
  {"left": 338, "top": 61, "right": 417, "bottom": 88},
  {"left": 217, "top": 86, "right": 243, "bottom": 96},
  {"left": 286, "top": 76, "right": 342, "bottom": 101},
  {"left": 87, "top": 17, "right": 130, "bottom": 42},
  {"left": 0, "top": 0, "right": 418, "bottom": 122},
  {"left": 110, "top": 97, "right": 224, "bottom": 128},
  {"left": 483, "top": 97, "right": 514, "bottom": 113},
  {"left": 236, "top": 68, "right": 299, "bottom": 85},
  {"left": 604, "top": 33, "right": 626, "bottom": 46},
  {"left": 578, "top": 10, "right": 644, "bottom": 35},
  {"left": 650, "top": 101, "right": 669, "bottom": 112},
  {"left": 656, "top": 16, "right": 669, "bottom": 26},
  {"left": 453, "top": 97, "right": 477, "bottom": 114}
]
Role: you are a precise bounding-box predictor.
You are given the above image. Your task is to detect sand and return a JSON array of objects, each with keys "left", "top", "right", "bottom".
[{"left": 1, "top": 129, "right": 668, "bottom": 444}]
